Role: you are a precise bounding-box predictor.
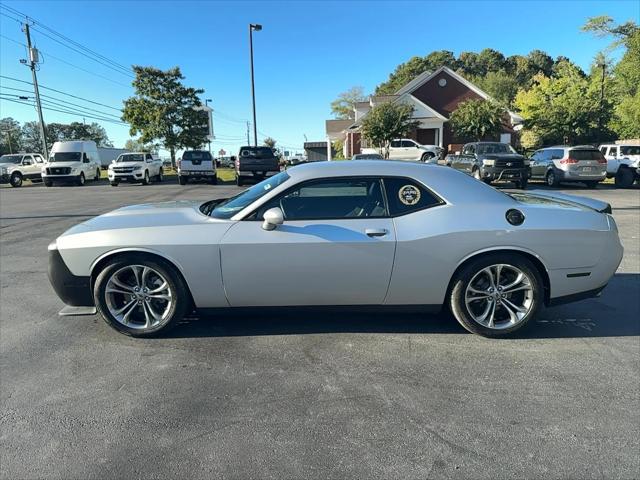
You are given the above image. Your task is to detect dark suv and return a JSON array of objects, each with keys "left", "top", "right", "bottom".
[{"left": 235, "top": 146, "right": 280, "bottom": 186}]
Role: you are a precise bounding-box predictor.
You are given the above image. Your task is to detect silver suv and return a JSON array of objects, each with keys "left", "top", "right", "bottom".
[
  {"left": 529, "top": 146, "right": 606, "bottom": 188},
  {"left": 0, "top": 153, "right": 46, "bottom": 187}
]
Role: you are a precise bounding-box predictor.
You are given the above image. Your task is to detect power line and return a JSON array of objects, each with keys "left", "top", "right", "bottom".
[
  {"left": 0, "top": 4, "right": 133, "bottom": 77},
  {"left": 0, "top": 75, "right": 123, "bottom": 111}
]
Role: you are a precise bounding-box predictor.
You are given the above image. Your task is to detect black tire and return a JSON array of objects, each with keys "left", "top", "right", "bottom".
[
  {"left": 614, "top": 168, "right": 635, "bottom": 189},
  {"left": 44, "top": 179, "right": 53, "bottom": 187},
  {"left": 545, "top": 170, "right": 559, "bottom": 187},
  {"left": 178, "top": 176, "right": 187, "bottom": 185},
  {"left": 142, "top": 170, "right": 150, "bottom": 185},
  {"left": 9, "top": 172, "right": 23, "bottom": 187},
  {"left": 156, "top": 169, "right": 163, "bottom": 182},
  {"left": 516, "top": 178, "right": 528, "bottom": 189},
  {"left": 93, "top": 255, "right": 190, "bottom": 337},
  {"left": 236, "top": 176, "right": 243, "bottom": 186},
  {"left": 76, "top": 172, "right": 85, "bottom": 186},
  {"left": 110, "top": 181, "right": 119, "bottom": 187},
  {"left": 584, "top": 180, "right": 599, "bottom": 189},
  {"left": 209, "top": 175, "right": 218, "bottom": 185},
  {"left": 421, "top": 152, "right": 435, "bottom": 162},
  {"left": 472, "top": 168, "right": 481, "bottom": 181},
  {"left": 449, "top": 253, "right": 544, "bottom": 337},
  {"left": 95, "top": 169, "right": 101, "bottom": 181}
]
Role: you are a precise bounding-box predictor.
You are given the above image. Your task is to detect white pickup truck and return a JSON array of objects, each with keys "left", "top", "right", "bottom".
[
  {"left": 362, "top": 138, "right": 443, "bottom": 163},
  {"left": 107, "top": 152, "right": 163, "bottom": 186},
  {"left": 600, "top": 143, "right": 640, "bottom": 188}
]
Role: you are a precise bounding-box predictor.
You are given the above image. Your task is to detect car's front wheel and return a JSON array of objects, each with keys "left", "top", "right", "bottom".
[
  {"left": 142, "top": 170, "right": 150, "bottom": 185},
  {"left": 10, "top": 172, "right": 23, "bottom": 187},
  {"left": 77, "top": 172, "right": 86, "bottom": 186},
  {"left": 44, "top": 179, "right": 53, "bottom": 187},
  {"left": 449, "top": 253, "right": 543, "bottom": 337},
  {"left": 614, "top": 168, "right": 635, "bottom": 189},
  {"left": 93, "top": 256, "right": 190, "bottom": 337},
  {"left": 178, "top": 176, "right": 187, "bottom": 185},
  {"left": 421, "top": 152, "right": 435, "bottom": 162}
]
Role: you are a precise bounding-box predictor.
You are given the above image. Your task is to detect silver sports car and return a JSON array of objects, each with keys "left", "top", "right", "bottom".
[{"left": 48, "top": 161, "right": 623, "bottom": 337}]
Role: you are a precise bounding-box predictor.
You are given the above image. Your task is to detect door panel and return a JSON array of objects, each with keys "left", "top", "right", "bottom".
[{"left": 220, "top": 218, "right": 396, "bottom": 306}]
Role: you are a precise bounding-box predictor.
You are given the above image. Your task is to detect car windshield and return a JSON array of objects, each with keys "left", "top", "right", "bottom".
[
  {"left": 620, "top": 146, "right": 640, "bottom": 156},
  {"left": 49, "top": 152, "right": 81, "bottom": 162},
  {"left": 476, "top": 143, "right": 516, "bottom": 154},
  {"left": 117, "top": 154, "right": 145, "bottom": 162},
  {"left": 0, "top": 155, "right": 22, "bottom": 164},
  {"left": 207, "top": 171, "right": 290, "bottom": 219},
  {"left": 239, "top": 147, "right": 275, "bottom": 158}
]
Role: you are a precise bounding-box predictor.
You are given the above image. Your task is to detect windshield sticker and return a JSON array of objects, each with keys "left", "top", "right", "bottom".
[{"left": 398, "top": 185, "right": 421, "bottom": 205}]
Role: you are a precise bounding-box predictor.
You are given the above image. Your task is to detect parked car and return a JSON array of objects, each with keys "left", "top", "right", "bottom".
[
  {"left": 352, "top": 153, "right": 384, "bottom": 160},
  {"left": 177, "top": 150, "right": 217, "bottom": 185},
  {"left": 97, "top": 147, "right": 129, "bottom": 169},
  {"left": 42, "top": 141, "right": 102, "bottom": 186},
  {"left": 107, "top": 152, "right": 163, "bottom": 186},
  {"left": 235, "top": 146, "right": 280, "bottom": 186},
  {"left": 0, "top": 153, "right": 46, "bottom": 187},
  {"left": 600, "top": 143, "right": 640, "bottom": 188},
  {"left": 362, "top": 139, "right": 442, "bottom": 162},
  {"left": 529, "top": 146, "right": 607, "bottom": 188},
  {"left": 48, "top": 161, "right": 621, "bottom": 338},
  {"left": 445, "top": 142, "right": 530, "bottom": 189}
]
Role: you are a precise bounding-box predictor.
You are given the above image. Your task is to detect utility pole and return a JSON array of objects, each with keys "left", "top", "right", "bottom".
[
  {"left": 22, "top": 22, "right": 48, "bottom": 158},
  {"left": 246, "top": 121, "right": 250, "bottom": 145},
  {"left": 249, "top": 23, "right": 262, "bottom": 147}
]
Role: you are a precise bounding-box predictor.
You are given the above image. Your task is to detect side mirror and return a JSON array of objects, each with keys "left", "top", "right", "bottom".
[{"left": 262, "top": 207, "right": 284, "bottom": 231}]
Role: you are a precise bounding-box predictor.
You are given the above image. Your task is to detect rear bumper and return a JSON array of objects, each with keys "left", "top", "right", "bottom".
[
  {"left": 555, "top": 169, "right": 606, "bottom": 181},
  {"left": 237, "top": 170, "right": 279, "bottom": 177},
  {"left": 48, "top": 247, "right": 94, "bottom": 307},
  {"left": 178, "top": 170, "right": 216, "bottom": 177}
]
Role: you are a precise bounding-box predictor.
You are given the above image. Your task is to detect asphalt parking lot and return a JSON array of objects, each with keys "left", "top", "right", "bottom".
[{"left": 1, "top": 177, "right": 639, "bottom": 479}]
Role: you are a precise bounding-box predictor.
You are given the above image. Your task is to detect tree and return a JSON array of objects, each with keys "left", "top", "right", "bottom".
[
  {"left": 476, "top": 48, "right": 506, "bottom": 76},
  {"left": 330, "top": 86, "right": 366, "bottom": 119},
  {"left": 470, "top": 70, "right": 520, "bottom": 106},
  {"left": 332, "top": 138, "right": 345, "bottom": 159},
  {"left": 263, "top": 137, "right": 277, "bottom": 149},
  {"left": 514, "top": 62, "right": 615, "bottom": 145},
  {"left": 21, "top": 121, "right": 43, "bottom": 153},
  {"left": 122, "top": 66, "right": 208, "bottom": 165},
  {"left": 125, "top": 138, "right": 157, "bottom": 153},
  {"left": 375, "top": 50, "right": 458, "bottom": 94},
  {"left": 449, "top": 99, "right": 505, "bottom": 142},
  {"left": 360, "top": 103, "right": 418, "bottom": 158},
  {"left": 0, "top": 117, "right": 22, "bottom": 155}
]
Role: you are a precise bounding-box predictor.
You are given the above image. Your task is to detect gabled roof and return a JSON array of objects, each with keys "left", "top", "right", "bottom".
[{"left": 347, "top": 92, "right": 447, "bottom": 129}]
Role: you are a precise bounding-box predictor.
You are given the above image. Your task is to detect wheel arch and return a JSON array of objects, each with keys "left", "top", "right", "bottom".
[
  {"left": 447, "top": 247, "right": 551, "bottom": 305},
  {"left": 90, "top": 248, "right": 195, "bottom": 307}
]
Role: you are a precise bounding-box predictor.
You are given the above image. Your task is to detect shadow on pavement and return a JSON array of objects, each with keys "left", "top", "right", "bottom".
[{"left": 164, "top": 273, "right": 639, "bottom": 340}]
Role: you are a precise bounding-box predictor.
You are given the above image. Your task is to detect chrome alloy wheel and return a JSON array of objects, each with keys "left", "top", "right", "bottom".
[
  {"left": 464, "top": 264, "right": 534, "bottom": 330},
  {"left": 104, "top": 265, "right": 173, "bottom": 330}
]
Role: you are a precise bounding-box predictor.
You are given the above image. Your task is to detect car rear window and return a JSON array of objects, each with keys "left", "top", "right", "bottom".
[
  {"left": 239, "top": 147, "right": 275, "bottom": 158},
  {"left": 383, "top": 177, "right": 443, "bottom": 216},
  {"left": 183, "top": 151, "right": 212, "bottom": 161},
  {"left": 569, "top": 149, "right": 604, "bottom": 161}
]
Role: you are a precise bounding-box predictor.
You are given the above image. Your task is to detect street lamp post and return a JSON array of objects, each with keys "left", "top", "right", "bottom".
[
  {"left": 205, "top": 98, "right": 212, "bottom": 152},
  {"left": 249, "top": 23, "right": 262, "bottom": 147}
]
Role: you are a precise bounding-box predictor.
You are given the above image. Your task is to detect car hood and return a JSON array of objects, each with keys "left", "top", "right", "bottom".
[
  {"left": 109, "top": 161, "right": 145, "bottom": 168},
  {"left": 510, "top": 190, "right": 612, "bottom": 213},
  {"left": 60, "top": 201, "right": 221, "bottom": 236},
  {"left": 481, "top": 153, "right": 525, "bottom": 160}
]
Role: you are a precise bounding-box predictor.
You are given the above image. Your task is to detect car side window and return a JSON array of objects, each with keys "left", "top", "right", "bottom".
[
  {"left": 401, "top": 140, "right": 415, "bottom": 148},
  {"left": 258, "top": 177, "right": 387, "bottom": 220},
  {"left": 146, "top": 154, "right": 153, "bottom": 162},
  {"left": 22, "top": 155, "right": 33, "bottom": 165},
  {"left": 83, "top": 153, "right": 90, "bottom": 163},
  {"left": 383, "top": 177, "right": 443, "bottom": 216},
  {"left": 531, "top": 151, "right": 541, "bottom": 161},
  {"left": 390, "top": 140, "right": 401, "bottom": 148},
  {"left": 463, "top": 144, "right": 475, "bottom": 155},
  {"left": 34, "top": 155, "right": 44, "bottom": 163}
]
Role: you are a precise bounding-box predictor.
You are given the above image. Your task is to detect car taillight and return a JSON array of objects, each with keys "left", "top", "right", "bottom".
[
  {"left": 235, "top": 158, "right": 240, "bottom": 168},
  {"left": 597, "top": 156, "right": 607, "bottom": 164},
  {"left": 559, "top": 156, "right": 578, "bottom": 164}
]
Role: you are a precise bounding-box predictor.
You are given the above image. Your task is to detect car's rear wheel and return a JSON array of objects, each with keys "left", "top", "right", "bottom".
[
  {"left": 178, "top": 176, "right": 187, "bottom": 185},
  {"left": 614, "top": 168, "right": 635, "bottom": 189},
  {"left": 546, "top": 170, "right": 559, "bottom": 187},
  {"left": 110, "top": 181, "right": 119, "bottom": 187},
  {"left": 93, "top": 256, "right": 190, "bottom": 337},
  {"left": 10, "top": 172, "right": 23, "bottom": 187},
  {"left": 44, "top": 179, "right": 53, "bottom": 187},
  {"left": 209, "top": 175, "right": 218, "bottom": 185},
  {"left": 95, "top": 169, "right": 101, "bottom": 181},
  {"left": 236, "top": 176, "right": 243, "bottom": 186},
  {"left": 156, "top": 169, "right": 163, "bottom": 182},
  {"left": 449, "top": 253, "right": 543, "bottom": 337}
]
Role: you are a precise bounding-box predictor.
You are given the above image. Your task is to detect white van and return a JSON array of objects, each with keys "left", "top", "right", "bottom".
[{"left": 42, "top": 141, "right": 102, "bottom": 186}]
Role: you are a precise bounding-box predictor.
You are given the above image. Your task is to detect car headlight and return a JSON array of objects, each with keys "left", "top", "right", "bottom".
[
  {"left": 0, "top": 167, "right": 6, "bottom": 174},
  {"left": 483, "top": 159, "right": 495, "bottom": 166},
  {"left": 133, "top": 166, "right": 143, "bottom": 172}
]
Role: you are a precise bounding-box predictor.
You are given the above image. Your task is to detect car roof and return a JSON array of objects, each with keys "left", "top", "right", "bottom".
[{"left": 286, "top": 160, "right": 510, "bottom": 205}]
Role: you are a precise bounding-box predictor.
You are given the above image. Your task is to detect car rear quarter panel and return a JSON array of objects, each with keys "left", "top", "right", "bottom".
[
  {"left": 385, "top": 203, "right": 614, "bottom": 305},
  {"left": 57, "top": 222, "right": 233, "bottom": 308}
]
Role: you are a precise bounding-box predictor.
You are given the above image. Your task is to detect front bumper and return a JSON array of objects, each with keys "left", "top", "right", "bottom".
[
  {"left": 109, "top": 171, "right": 144, "bottom": 182},
  {"left": 482, "top": 167, "right": 529, "bottom": 181},
  {"left": 0, "top": 173, "right": 10, "bottom": 184},
  {"left": 48, "top": 247, "right": 94, "bottom": 306}
]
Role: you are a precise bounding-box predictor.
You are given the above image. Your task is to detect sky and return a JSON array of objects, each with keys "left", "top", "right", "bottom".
[{"left": 1, "top": 0, "right": 638, "bottom": 157}]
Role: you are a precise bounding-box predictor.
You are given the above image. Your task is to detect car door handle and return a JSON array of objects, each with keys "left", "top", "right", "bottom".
[{"left": 365, "top": 228, "right": 388, "bottom": 237}]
